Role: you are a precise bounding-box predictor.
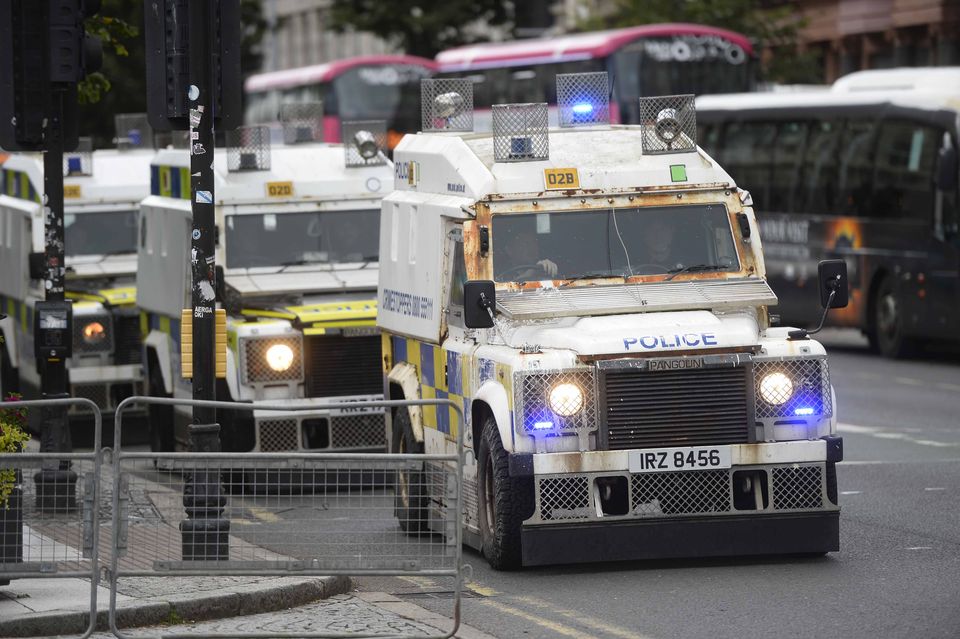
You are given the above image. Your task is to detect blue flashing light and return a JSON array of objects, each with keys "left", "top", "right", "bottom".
[
  {"left": 794, "top": 407, "right": 815, "bottom": 416},
  {"left": 572, "top": 102, "right": 594, "bottom": 115},
  {"left": 533, "top": 420, "right": 554, "bottom": 431}
]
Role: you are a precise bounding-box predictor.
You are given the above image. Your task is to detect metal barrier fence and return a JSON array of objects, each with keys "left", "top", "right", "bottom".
[
  {"left": 108, "top": 396, "right": 466, "bottom": 639},
  {"left": 0, "top": 397, "right": 104, "bottom": 639}
]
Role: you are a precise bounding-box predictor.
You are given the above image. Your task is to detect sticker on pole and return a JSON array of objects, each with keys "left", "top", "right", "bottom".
[{"left": 195, "top": 190, "right": 213, "bottom": 204}]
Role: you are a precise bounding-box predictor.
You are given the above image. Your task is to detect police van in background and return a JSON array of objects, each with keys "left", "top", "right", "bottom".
[
  {"left": 137, "top": 104, "right": 393, "bottom": 455},
  {"left": 0, "top": 115, "right": 154, "bottom": 435}
]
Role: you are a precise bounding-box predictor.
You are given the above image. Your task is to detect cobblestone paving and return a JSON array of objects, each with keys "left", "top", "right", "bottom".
[
  {"left": 112, "top": 575, "right": 318, "bottom": 599},
  {"left": 90, "top": 594, "right": 439, "bottom": 637}
]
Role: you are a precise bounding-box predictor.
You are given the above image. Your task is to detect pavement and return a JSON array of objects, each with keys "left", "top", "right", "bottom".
[{"left": 1, "top": 575, "right": 494, "bottom": 638}]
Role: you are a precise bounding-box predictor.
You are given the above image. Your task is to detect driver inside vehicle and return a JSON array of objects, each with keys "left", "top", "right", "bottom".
[
  {"left": 639, "top": 218, "right": 682, "bottom": 271},
  {"left": 494, "top": 222, "right": 559, "bottom": 282}
]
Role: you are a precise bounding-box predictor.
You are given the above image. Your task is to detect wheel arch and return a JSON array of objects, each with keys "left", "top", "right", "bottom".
[
  {"left": 473, "top": 380, "right": 513, "bottom": 453},
  {"left": 386, "top": 361, "right": 424, "bottom": 443},
  {"left": 143, "top": 330, "right": 173, "bottom": 395}
]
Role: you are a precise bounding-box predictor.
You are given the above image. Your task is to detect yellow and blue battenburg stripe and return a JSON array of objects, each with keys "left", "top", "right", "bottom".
[
  {"left": 0, "top": 168, "right": 41, "bottom": 203},
  {"left": 0, "top": 295, "right": 35, "bottom": 333},
  {"left": 389, "top": 336, "right": 510, "bottom": 439},
  {"left": 241, "top": 300, "right": 378, "bottom": 334},
  {"left": 141, "top": 311, "right": 182, "bottom": 351},
  {"left": 150, "top": 165, "right": 191, "bottom": 199}
]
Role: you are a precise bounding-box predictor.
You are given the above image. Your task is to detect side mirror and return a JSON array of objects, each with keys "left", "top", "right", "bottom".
[
  {"left": 818, "top": 259, "right": 848, "bottom": 309},
  {"left": 464, "top": 280, "right": 496, "bottom": 329},
  {"left": 936, "top": 145, "right": 958, "bottom": 192},
  {"left": 28, "top": 252, "right": 46, "bottom": 280}
]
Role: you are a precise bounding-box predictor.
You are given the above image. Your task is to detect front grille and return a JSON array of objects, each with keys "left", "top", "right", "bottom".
[
  {"left": 113, "top": 313, "right": 142, "bottom": 365},
  {"left": 258, "top": 418, "right": 300, "bottom": 452},
  {"left": 771, "top": 466, "right": 823, "bottom": 510},
  {"left": 304, "top": 334, "right": 382, "bottom": 398},
  {"left": 632, "top": 469, "right": 730, "bottom": 515},
  {"left": 537, "top": 476, "right": 591, "bottom": 521},
  {"left": 330, "top": 413, "right": 386, "bottom": 449},
  {"left": 601, "top": 365, "right": 750, "bottom": 450},
  {"left": 241, "top": 336, "right": 304, "bottom": 384},
  {"left": 755, "top": 357, "right": 832, "bottom": 419}
]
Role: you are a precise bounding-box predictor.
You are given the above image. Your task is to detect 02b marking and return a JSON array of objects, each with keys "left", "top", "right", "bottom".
[{"left": 543, "top": 168, "right": 580, "bottom": 190}]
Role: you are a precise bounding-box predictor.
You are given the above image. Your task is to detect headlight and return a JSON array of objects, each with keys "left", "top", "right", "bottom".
[
  {"left": 265, "top": 343, "right": 294, "bottom": 372},
  {"left": 81, "top": 321, "right": 107, "bottom": 344},
  {"left": 759, "top": 372, "right": 794, "bottom": 405},
  {"left": 549, "top": 383, "right": 584, "bottom": 416}
]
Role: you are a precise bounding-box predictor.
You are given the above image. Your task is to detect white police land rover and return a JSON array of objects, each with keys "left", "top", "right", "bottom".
[
  {"left": 0, "top": 117, "right": 154, "bottom": 431},
  {"left": 379, "top": 75, "right": 847, "bottom": 569},
  {"left": 137, "top": 106, "right": 394, "bottom": 454}
]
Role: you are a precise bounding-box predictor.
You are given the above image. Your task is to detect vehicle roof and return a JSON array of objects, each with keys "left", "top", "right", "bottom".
[
  {"left": 436, "top": 23, "right": 754, "bottom": 72},
  {"left": 244, "top": 54, "right": 438, "bottom": 93},
  {"left": 392, "top": 126, "right": 733, "bottom": 200},
  {"left": 149, "top": 142, "right": 391, "bottom": 205},
  {"left": 1, "top": 148, "right": 153, "bottom": 206},
  {"left": 697, "top": 67, "right": 960, "bottom": 113}
]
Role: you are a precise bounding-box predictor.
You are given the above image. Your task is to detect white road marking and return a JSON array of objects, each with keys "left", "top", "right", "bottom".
[
  {"left": 894, "top": 377, "right": 923, "bottom": 386},
  {"left": 843, "top": 459, "right": 960, "bottom": 465},
  {"left": 936, "top": 382, "right": 960, "bottom": 392},
  {"left": 838, "top": 423, "right": 958, "bottom": 448},
  {"left": 905, "top": 546, "right": 933, "bottom": 551},
  {"left": 840, "top": 490, "right": 861, "bottom": 495},
  {"left": 924, "top": 487, "right": 946, "bottom": 491}
]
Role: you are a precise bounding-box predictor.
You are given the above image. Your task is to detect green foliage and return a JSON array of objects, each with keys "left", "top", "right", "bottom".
[
  {"left": 78, "top": 13, "right": 139, "bottom": 106},
  {"left": 575, "top": 0, "right": 821, "bottom": 84},
  {"left": 329, "top": 0, "right": 513, "bottom": 59},
  {"left": 0, "top": 393, "right": 29, "bottom": 510}
]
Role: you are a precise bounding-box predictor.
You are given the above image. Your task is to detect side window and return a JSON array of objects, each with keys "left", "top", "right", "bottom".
[
  {"left": 769, "top": 121, "right": 808, "bottom": 213},
  {"left": 447, "top": 228, "right": 466, "bottom": 327},
  {"left": 873, "top": 119, "right": 941, "bottom": 220},
  {"left": 838, "top": 118, "right": 878, "bottom": 217},
  {"left": 722, "top": 121, "right": 776, "bottom": 211},
  {"left": 801, "top": 118, "right": 842, "bottom": 214}
]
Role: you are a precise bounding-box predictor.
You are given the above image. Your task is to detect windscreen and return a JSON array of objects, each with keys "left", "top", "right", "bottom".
[
  {"left": 333, "top": 64, "right": 433, "bottom": 132},
  {"left": 225, "top": 209, "right": 380, "bottom": 269},
  {"left": 64, "top": 210, "right": 138, "bottom": 256},
  {"left": 492, "top": 205, "right": 739, "bottom": 283}
]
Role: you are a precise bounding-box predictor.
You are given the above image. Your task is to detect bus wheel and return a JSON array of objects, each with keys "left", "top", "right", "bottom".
[
  {"left": 392, "top": 406, "right": 427, "bottom": 534},
  {"left": 477, "top": 416, "right": 533, "bottom": 570},
  {"left": 147, "top": 360, "right": 175, "bottom": 452},
  {"left": 874, "top": 277, "right": 914, "bottom": 358}
]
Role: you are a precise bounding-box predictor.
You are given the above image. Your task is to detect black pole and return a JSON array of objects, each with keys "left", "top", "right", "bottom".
[
  {"left": 180, "top": 0, "right": 228, "bottom": 560},
  {"left": 34, "top": 89, "right": 77, "bottom": 512}
]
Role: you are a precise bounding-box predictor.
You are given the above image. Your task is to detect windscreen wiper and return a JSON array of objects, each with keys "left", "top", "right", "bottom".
[
  {"left": 664, "top": 263, "right": 729, "bottom": 281},
  {"left": 560, "top": 271, "right": 627, "bottom": 287}
]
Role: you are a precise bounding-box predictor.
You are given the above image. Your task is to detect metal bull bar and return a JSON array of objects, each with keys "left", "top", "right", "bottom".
[
  {"left": 109, "top": 395, "right": 466, "bottom": 639},
  {"left": 0, "top": 397, "right": 104, "bottom": 639}
]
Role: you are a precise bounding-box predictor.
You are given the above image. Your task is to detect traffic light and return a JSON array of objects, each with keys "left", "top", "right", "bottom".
[
  {"left": 0, "top": 0, "right": 104, "bottom": 151},
  {"left": 144, "top": 0, "right": 242, "bottom": 131}
]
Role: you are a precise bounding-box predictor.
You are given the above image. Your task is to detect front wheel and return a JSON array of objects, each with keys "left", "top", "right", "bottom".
[
  {"left": 146, "top": 358, "right": 175, "bottom": 452},
  {"left": 476, "top": 416, "right": 534, "bottom": 570}
]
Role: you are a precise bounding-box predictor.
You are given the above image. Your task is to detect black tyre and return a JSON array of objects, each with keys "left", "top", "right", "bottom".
[
  {"left": 146, "top": 358, "right": 175, "bottom": 452},
  {"left": 476, "top": 415, "right": 534, "bottom": 570},
  {"left": 392, "top": 406, "right": 428, "bottom": 534},
  {"left": 873, "top": 276, "right": 914, "bottom": 358},
  {"left": 0, "top": 334, "right": 19, "bottom": 398}
]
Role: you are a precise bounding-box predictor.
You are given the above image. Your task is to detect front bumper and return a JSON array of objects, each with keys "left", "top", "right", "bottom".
[
  {"left": 521, "top": 511, "right": 839, "bottom": 566},
  {"left": 515, "top": 439, "right": 842, "bottom": 563},
  {"left": 251, "top": 395, "right": 387, "bottom": 452}
]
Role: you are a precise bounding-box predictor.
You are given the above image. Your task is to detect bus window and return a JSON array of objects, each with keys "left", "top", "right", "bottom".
[
  {"left": 722, "top": 121, "right": 776, "bottom": 210},
  {"left": 838, "top": 119, "right": 878, "bottom": 217},
  {"left": 800, "top": 119, "right": 842, "bottom": 214},
  {"left": 873, "top": 119, "right": 941, "bottom": 220},
  {"left": 769, "top": 121, "right": 808, "bottom": 213}
]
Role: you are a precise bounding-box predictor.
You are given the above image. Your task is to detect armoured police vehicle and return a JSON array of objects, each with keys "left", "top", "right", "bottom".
[
  {"left": 380, "top": 76, "right": 848, "bottom": 569},
  {"left": 137, "top": 107, "right": 393, "bottom": 454},
  {"left": 0, "top": 116, "right": 154, "bottom": 428}
]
